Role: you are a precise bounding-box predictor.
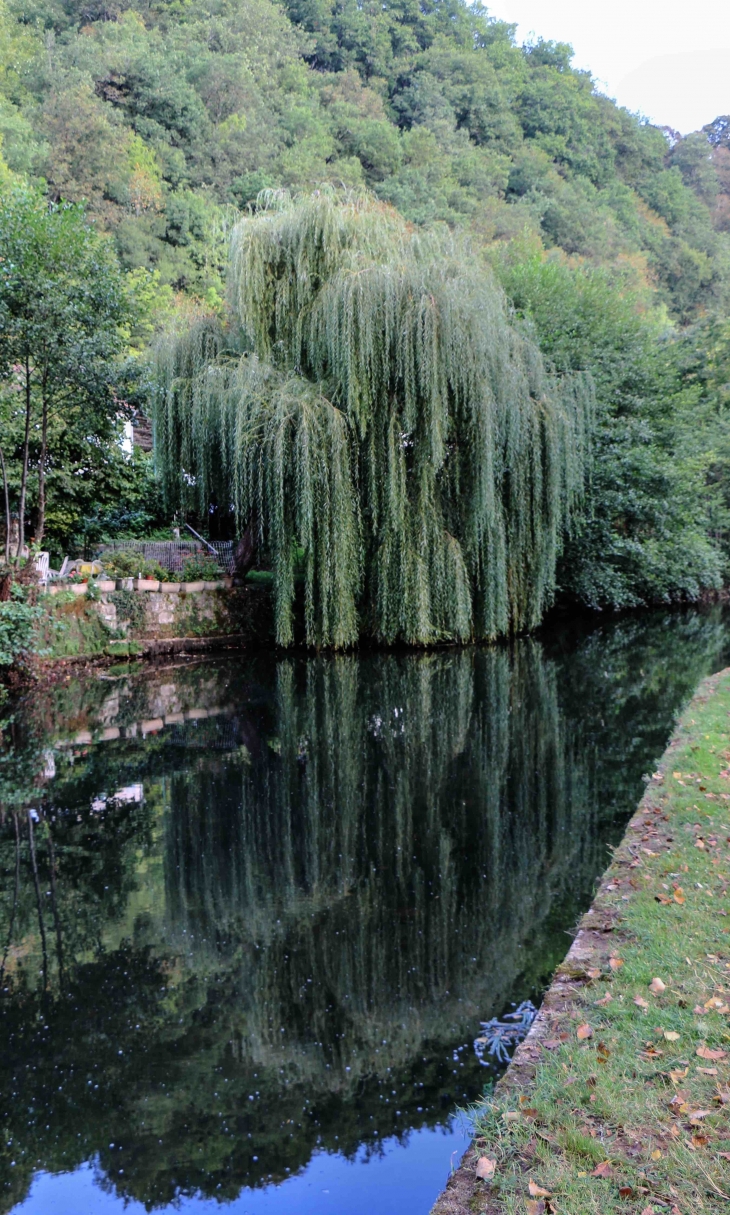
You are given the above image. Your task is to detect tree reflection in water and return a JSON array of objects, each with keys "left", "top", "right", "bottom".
[{"left": 0, "top": 609, "right": 728, "bottom": 1213}]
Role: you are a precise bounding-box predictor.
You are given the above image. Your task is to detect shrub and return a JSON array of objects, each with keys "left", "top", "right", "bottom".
[
  {"left": 0, "top": 584, "right": 42, "bottom": 669},
  {"left": 180, "top": 553, "right": 221, "bottom": 581},
  {"left": 99, "top": 552, "right": 171, "bottom": 581}
]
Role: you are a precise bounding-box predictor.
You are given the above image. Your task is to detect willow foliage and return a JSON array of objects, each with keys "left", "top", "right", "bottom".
[{"left": 154, "top": 192, "right": 591, "bottom": 647}]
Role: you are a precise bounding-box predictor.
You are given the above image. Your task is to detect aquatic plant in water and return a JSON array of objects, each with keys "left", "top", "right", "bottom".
[{"left": 474, "top": 1000, "right": 538, "bottom": 1066}]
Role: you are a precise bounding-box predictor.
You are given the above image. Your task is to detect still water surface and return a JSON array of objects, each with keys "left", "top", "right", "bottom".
[{"left": 1, "top": 609, "right": 730, "bottom": 1214}]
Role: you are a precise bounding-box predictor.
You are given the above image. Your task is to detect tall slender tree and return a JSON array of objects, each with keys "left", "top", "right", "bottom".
[{"left": 155, "top": 191, "right": 591, "bottom": 647}]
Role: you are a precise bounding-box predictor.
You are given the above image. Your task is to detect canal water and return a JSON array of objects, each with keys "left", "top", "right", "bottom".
[{"left": 1, "top": 608, "right": 729, "bottom": 1215}]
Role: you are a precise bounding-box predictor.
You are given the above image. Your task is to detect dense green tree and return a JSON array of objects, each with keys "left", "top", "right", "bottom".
[
  {"left": 0, "top": 188, "right": 132, "bottom": 553},
  {"left": 154, "top": 191, "right": 589, "bottom": 647},
  {"left": 491, "top": 242, "right": 723, "bottom": 607}
]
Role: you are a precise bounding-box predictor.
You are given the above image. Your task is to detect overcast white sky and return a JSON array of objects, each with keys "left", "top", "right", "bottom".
[{"left": 488, "top": 0, "right": 730, "bottom": 134}]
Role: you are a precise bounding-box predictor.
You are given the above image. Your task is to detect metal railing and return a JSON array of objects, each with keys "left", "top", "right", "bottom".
[{"left": 93, "top": 540, "right": 236, "bottom": 574}]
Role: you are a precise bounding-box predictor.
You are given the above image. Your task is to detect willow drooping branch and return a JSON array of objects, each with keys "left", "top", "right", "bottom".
[{"left": 153, "top": 191, "right": 592, "bottom": 648}]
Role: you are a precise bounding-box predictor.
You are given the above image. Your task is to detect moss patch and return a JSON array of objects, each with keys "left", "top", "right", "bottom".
[{"left": 38, "top": 593, "right": 113, "bottom": 657}]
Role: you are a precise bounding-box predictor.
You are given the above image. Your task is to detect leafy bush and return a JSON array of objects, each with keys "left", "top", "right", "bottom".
[
  {"left": 99, "top": 552, "right": 171, "bottom": 581},
  {"left": 180, "top": 553, "right": 222, "bottom": 582},
  {"left": 0, "top": 584, "right": 42, "bottom": 669},
  {"left": 109, "top": 589, "right": 147, "bottom": 630}
]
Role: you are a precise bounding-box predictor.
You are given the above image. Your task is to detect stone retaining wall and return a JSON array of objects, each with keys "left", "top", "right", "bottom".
[{"left": 42, "top": 580, "right": 271, "bottom": 654}]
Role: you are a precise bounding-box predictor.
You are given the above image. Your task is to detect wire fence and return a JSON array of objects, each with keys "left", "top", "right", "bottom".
[{"left": 93, "top": 539, "right": 237, "bottom": 574}]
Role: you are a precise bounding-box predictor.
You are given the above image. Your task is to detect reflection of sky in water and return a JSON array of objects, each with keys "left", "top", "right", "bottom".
[{"left": 16, "top": 1122, "right": 470, "bottom": 1215}]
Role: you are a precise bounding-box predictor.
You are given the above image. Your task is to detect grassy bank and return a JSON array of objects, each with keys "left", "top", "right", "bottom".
[{"left": 460, "top": 669, "right": 730, "bottom": 1215}]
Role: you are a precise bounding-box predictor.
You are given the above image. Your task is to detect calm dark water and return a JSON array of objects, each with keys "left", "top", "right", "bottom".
[{"left": 1, "top": 608, "right": 730, "bottom": 1215}]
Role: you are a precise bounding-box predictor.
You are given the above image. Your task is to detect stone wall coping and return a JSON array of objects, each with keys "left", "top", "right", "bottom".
[{"left": 44, "top": 581, "right": 232, "bottom": 597}]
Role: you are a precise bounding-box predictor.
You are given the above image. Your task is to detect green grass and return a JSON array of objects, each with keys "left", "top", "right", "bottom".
[{"left": 469, "top": 669, "right": 730, "bottom": 1214}]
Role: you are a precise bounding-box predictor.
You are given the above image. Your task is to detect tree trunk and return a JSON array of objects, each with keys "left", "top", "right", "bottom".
[
  {"left": 27, "top": 810, "right": 48, "bottom": 993},
  {"left": 15, "top": 356, "right": 32, "bottom": 560},
  {"left": 36, "top": 395, "right": 48, "bottom": 547},
  {"left": 0, "top": 812, "right": 21, "bottom": 984},
  {"left": 0, "top": 443, "right": 10, "bottom": 565},
  {"left": 233, "top": 514, "right": 258, "bottom": 580},
  {"left": 47, "top": 828, "right": 64, "bottom": 992}
]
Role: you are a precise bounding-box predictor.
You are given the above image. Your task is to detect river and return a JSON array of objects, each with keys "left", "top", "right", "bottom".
[{"left": 1, "top": 607, "right": 729, "bottom": 1215}]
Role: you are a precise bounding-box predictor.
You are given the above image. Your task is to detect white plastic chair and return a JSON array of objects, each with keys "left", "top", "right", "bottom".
[{"left": 34, "top": 551, "right": 50, "bottom": 583}]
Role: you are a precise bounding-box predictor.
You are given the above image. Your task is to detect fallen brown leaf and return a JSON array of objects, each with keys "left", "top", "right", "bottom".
[
  {"left": 609, "top": 957, "right": 624, "bottom": 971},
  {"left": 669, "top": 1067, "right": 688, "bottom": 1083},
  {"left": 577, "top": 1023, "right": 593, "bottom": 1040},
  {"left": 689, "top": 1109, "right": 713, "bottom": 1122},
  {"left": 525, "top": 1202, "right": 545, "bottom": 1215},
  {"left": 592, "top": 1160, "right": 613, "bottom": 1178},
  {"left": 692, "top": 1134, "right": 709, "bottom": 1146},
  {"left": 618, "top": 1186, "right": 635, "bottom": 1198},
  {"left": 697, "top": 1066, "right": 718, "bottom": 1075},
  {"left": 475, "top": 1156, "right": 496, "bottom": 1181},
  {"left": 649, "top": 978, "right": 666, "bottom": 994},
  {"left": 528, "top": 1180, "right": 552, "bottom": 1198},
  {"left": 595, "top": 993, "right": 613, "bottom": 1006},
  {"left": 664, "top": 1030, "right": 680, "bottom": 1041},
  {"left": 586, "top": 967, "right": 602, "bottom": 980},
  {"left": 673, "top": 888, "right": 686, "bottom": 904},
  {"left": 704, "top": 997, "right": 730, "bottom": 1013},
  {"left": 634, "top": 996, "right": 649, "bottom": 1009},
  {"left": 697, "top": 1045, "right": 727, "bottom": 1061}
]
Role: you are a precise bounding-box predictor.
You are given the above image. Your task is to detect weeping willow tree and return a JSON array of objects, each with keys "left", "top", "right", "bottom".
[{"left": 154, "top": 191, "right": 591, "bottom": 647}]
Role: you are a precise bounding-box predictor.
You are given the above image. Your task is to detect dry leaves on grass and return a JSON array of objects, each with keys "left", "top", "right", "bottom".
[
  {"left": 577, "top": 1023, "right": 593, "bottom": 1040},
  {"left": 664, "top": 1031, "right": 680, "bottom": 1041},
  {"left": 475, "top": 1157, "right": 496, "bottom": 1181},
  {"left": 609, "top": 957, "right": 624, "bottom": 971},
  {"left": 635, "top": 996, "right": 649, "bottom": 1009},
  {"left": 697, "top": 1045, "right": 727, "bottom": 1061},
  {"left": 528, "top": 1180, "right": 552, "bottom": 1197},
  {"left": 592, "top": 1160, "right": 613, "bottom": 1178},
  {"left": 649, "top": 978, "right": 666, "bottom": 994}
]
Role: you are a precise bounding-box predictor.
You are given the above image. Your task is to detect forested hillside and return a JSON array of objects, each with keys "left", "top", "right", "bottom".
[
  {"left": 2, "top": 0, "right": 730, "bottom": 617},
  {"left": 2, "top": 0, "right": 729, "bottom": 312}
]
